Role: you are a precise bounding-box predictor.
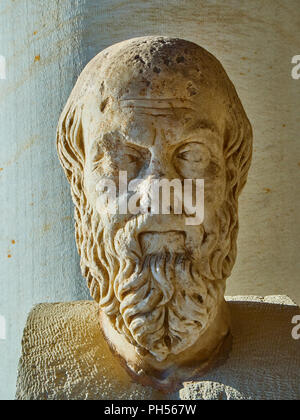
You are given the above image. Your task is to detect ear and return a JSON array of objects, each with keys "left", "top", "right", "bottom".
[
  {"left": 224, "top": 114, "right": 253, "bottom": 202},
  {"left": 57, "top": 103, "right": 85, "bottom": 182},
  {"left": 57, "top": 104, "right": 86, "bottom": 208}
]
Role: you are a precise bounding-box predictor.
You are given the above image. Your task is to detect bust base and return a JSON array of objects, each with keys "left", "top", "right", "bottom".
[{"left": 15, "top": 296, "right": 300, "bottom": 400}]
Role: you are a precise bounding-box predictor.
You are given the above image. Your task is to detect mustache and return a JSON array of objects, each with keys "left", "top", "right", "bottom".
[{"left": 111, "top": 212, "right": 203, "bottom": 260}]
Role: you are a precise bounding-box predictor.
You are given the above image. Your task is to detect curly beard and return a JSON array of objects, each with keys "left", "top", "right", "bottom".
[{"left": 75, "top": 199, "right": 237, "bottom": 361}]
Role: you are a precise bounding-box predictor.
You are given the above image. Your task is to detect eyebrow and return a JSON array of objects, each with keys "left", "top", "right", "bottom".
[
  {"left": 120, "top": 126, "right": 220, "bottom": 151},
  {"left": 186, "top": 121, "right": 221, "bottom": 137}
]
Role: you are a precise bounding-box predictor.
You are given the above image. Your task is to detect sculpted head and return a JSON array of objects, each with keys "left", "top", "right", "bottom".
[{"left": 57, "top": 36, "right": 252, "bottom": 388}]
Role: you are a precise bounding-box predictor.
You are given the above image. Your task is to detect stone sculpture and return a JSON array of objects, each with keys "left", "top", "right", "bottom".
[{"left": 56, "top": 36, "right": 253, "bottom": 390}]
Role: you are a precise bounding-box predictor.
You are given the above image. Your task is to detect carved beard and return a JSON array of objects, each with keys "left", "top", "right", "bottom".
[{"left": 76, "top": 201, "right": 236, "bottom": 361}]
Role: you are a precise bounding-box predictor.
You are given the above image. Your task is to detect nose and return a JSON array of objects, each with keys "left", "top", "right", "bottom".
[
  {"left": 147, "top": 158, "right": 166, "bottom": 179},
  {"left": 143, "top": 128, "right": 177, "bottom": 180},
  {"left": 145, "top": 145, "right": 177, "bottom": 180},
  {"left": 141, "top": 153, "right": 181, "bottom": 215}
]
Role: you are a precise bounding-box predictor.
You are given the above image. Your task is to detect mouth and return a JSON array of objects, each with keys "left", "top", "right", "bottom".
[{"left": 138, "top": 230, "right": 186, "bottom": 255}]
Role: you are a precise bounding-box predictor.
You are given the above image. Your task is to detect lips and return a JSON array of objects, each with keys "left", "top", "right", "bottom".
[{"left": 138, "top": 230, "right": 186, "bottom": 255}]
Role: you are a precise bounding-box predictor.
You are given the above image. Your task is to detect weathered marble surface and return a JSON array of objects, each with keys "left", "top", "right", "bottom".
[
  {"left": 1, "top": 0, "right": 300, "bottom": 399},
  {"left": 16, "top": 296, "right": 300, "bottom": 400},
  {"left": 56, "top": 35, "right": 252, "bottom": 388}
]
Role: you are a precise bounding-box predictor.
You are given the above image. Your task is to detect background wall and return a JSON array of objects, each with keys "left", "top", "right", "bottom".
[{"left": 0, "top": 0, "right": 299, "bottom": 400}]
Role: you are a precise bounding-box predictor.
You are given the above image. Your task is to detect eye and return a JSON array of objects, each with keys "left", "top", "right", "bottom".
[
  {"left": 175, "top": 142, "right": 210, "bottom": 164},
  {"left": 125, "top": 151, "right": 141, "bottom": 164},
  {"left": 174, "top": 142, "right": 211, "bottom": 178},
  {"left": 177, "top": 150, "right": 203, "bottom": 163},
  {"left": 119, "top": 145, "right": 150, "bottom": 180}
]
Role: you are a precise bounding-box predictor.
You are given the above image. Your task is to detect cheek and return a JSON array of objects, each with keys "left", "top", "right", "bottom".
[
  {"left": 84, "top": 164, "right": 123, "bottom": 220},
  {"left": 204, "top": 164, "right": 227, "bottom": 207},
  {"left": 83, "top": 154, "right": 120, "bottom": 205}
]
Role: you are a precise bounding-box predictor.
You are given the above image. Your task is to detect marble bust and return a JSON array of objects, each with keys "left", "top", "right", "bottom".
[{"left": 56, "top": 36, "right": 253, "bottom": 391}]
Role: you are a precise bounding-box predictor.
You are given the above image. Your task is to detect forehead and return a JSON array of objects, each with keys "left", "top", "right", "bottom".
[{"left": 82, "top": 92, "right": 227, "bottom": 152}]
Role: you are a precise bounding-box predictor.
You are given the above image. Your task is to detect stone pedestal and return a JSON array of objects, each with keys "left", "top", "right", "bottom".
[{"left": 15, "top": 296, "right": 300, "bottom": 400}]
